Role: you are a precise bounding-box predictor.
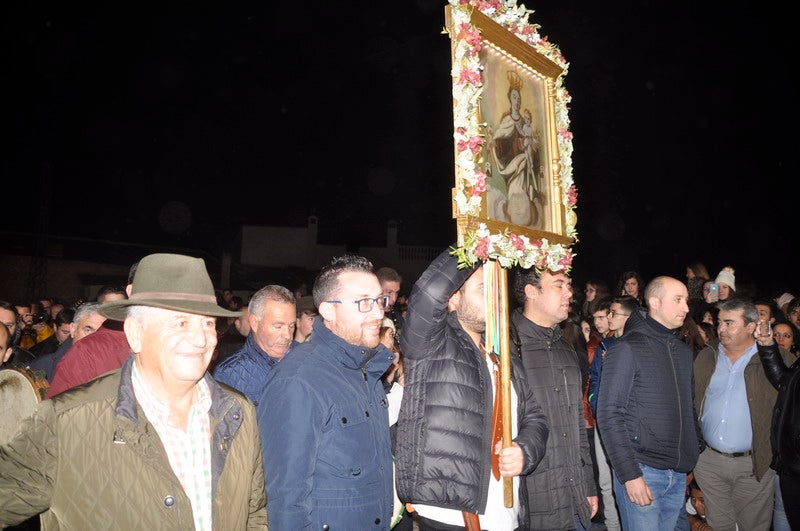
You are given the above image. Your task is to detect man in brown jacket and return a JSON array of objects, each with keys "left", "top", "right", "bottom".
[
  {"left": 0, "top": 253, "right": 267, "bottom": 530},
  {"left": 693, "top": 298, "right": 794, "bottom": 530}
]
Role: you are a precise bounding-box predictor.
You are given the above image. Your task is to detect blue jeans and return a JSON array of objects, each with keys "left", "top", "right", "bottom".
[{"left": 613, "top": 464, "right": 686, "bottom": 531}]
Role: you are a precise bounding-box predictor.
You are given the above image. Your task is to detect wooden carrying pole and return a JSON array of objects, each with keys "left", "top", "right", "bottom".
[
  {"left": 485, "top": 260, "right": 514, "bottom": 507},
  {"left": 497, "top": 265, "right": 513, "bottom": 507}
]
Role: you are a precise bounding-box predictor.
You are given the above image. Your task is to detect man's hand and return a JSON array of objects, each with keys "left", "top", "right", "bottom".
[
  {"left": 494, "top": 441, "right": 524, "bottom": 477},
  {"left": 624, "top": 476, "right": 653, "bottom": 506},
  {"left": 587, "top": 496, "right": 599, "bottom": 518}
]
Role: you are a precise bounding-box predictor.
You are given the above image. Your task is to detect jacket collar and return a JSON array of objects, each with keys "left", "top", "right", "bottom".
[
  {"left": 114, "top": 356, "right": 235, "bottom": 426},
  {"left": 310, "top": 318, "right": 392, "bottom": 376},
  {"left": 510, "top": 308, "right": 563, "bottom": 342}
]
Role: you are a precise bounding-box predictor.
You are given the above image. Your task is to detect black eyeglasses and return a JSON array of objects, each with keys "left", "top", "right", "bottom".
[
  {"left": 325, "top": 295, "right": 390, "bottom": 313},
  {"left": 609, "top": 310, "right": 630, "bottom": 318}
]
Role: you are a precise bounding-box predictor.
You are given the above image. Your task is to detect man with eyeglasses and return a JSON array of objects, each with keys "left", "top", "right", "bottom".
[
  {"left": 587, "top": 295, "right": 639, "bottom": 531},
  {"left": 256, "top": 254, "right": 395, "bottom": 530}
]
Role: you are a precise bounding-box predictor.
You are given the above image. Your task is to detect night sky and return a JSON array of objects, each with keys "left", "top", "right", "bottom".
[{"left": 4, "top": 1, "right": 797, "bottom": 296}]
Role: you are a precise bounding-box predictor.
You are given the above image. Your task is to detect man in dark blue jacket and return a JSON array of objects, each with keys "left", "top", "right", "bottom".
[
  {"left": 213, "top": 284, "right": 297, "bottom": 404},
  {"left": 257, "top": 255, "right": 395, "bottom": 530},
  {"left": 597, "top": 276, "right": 702, "bottom": 530}
]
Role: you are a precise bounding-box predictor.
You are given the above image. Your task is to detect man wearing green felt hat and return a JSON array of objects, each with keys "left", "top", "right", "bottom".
[{"left": 0, "top": 253, "right": 267, "bottom": 530}]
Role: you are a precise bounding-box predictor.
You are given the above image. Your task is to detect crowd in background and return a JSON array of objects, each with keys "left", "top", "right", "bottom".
[{"left": 1, "top": 256, "right": 799, "bottom": 530}]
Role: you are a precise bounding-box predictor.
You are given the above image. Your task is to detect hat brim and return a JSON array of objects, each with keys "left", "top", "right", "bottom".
[{"left": 99, "top": 299, "right": 242, "bottom": 321}]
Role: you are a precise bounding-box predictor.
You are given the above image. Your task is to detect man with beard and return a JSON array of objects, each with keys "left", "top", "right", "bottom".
[
  {"left": 257, "top": 255, "right": 395, "bottom": 530},
  {"left": 395, "top": 250, "right": 548, "bottom": 530}
]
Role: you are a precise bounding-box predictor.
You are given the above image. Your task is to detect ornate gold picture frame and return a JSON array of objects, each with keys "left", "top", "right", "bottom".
[{"left": 446, "top": 4, "right": 577, "bottom": 271}]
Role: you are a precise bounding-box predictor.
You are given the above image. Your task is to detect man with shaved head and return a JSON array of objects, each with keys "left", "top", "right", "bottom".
[{"left": 597, "top": 276, "right": 703, "bottom": 530}]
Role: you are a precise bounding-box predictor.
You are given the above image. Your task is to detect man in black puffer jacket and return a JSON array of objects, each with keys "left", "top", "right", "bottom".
[
  {"left": 395, "top": 249, "right": 548, "bottom": 530},
  {"left": 597, "top": 276, "right": 703, "bottom": 530}
]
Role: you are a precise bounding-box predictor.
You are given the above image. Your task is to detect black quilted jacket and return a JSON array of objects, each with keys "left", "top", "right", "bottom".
[
  {"left": 596, "top": 310, "right": 702, "bottom": 482},
  {"left": 394, "top": 250, "right": 548, "bottom": 528}
]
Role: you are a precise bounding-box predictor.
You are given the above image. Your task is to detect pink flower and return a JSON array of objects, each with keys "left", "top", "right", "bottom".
[
  {"left": 559, "top": 252, "right": 574, "bottom": 267},
  {"left": 475, "top": 237, "right": 490, "bottom": 260},
  {"left": 458, "top": 68, "right": 482, "bottom": 86},
  {"left": 509, "top": 233, "right": 525, "bottom": 251},
  {"left": 456, "top": 126, "right": 467, "bottom": 136},
  {"left": 458, "top": 135, "right": 483, "bottom": 154},
  {"left": 567, "top": 185, "right": 578, "bottom": 206},
  {"left": 478, "top": 0, "right": 502, "bottom": 11},
  {"left": 471, "top": 172, "right": 487, "bottom": 196},
  {"left": 559, "top": 128, "right": 573, "bottom": 141},
  {"left": 457, "top": 23, "right": 482, "bottom": 49}
]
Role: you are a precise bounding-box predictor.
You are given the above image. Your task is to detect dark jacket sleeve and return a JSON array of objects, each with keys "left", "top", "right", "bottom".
[
  {"left": 596, "top": 340, "right": 641, "bottom": 483},
  {"left": 757, "top": 341, "right": 789, "bottom": 390},
  {"left": 400, "top": 249, "right": 478, "bottom": 362},
  {"left": 588, "top": 344, "right": 603, "bottom": 416},
  {"left": 511, "top": 356, "right": 549, "bottom": 475}
]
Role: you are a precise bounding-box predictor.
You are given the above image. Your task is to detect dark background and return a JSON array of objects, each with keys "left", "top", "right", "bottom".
[{"left": 3, "top": 1, "right": 797, "bottom": 296}]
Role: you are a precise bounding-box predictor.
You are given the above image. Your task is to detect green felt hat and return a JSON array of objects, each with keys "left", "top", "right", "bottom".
[{"left": 99, "top": 253, "right": 241, "bottom": 321}]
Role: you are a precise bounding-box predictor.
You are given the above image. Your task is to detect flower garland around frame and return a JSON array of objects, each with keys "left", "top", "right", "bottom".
[{"left": 448, "top": 0, "right": 578, "bottom": 273}]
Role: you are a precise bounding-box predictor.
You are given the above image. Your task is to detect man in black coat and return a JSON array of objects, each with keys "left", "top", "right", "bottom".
[
  {"left": 597, "top": 276, "right": 702, "bottom": 530},
  {"left": 395, "top": 249, "right": 548, "bottom": 530},
  {"left": 512, "top": 266, "right": 598, "bottom": 530}
]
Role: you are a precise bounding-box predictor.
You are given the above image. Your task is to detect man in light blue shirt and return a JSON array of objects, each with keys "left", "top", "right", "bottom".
[{"left": 693, "top": 298, "right": 792, "bottom": 530}]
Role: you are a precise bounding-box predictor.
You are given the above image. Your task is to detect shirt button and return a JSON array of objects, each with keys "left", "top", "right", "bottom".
[
  {"left": 164, "top": 496, "right": 175, "bottom": 507},
  {"left": 375, "top": 518, "right": 382, "bottom": 524}
]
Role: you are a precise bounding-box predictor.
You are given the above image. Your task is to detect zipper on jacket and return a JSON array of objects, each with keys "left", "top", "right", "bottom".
[{"left": 668, "top": 341, "right": 683, "bottom": 465}]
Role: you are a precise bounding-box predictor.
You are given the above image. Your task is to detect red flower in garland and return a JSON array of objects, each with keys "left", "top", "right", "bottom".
[
  {"left": 509, "top": 233, "right": 526, "bottom": 251},
  {"left": 458, "top": 68, "right": 482, "bottom": 86},
  {"left": 457, "top": 135, "right": 484, "bottom": 154},
  {"left": 471, "top": 171, "right": 487, "bottom": 196},
  {"left": 474, "top": 237, "right": 490, "bottom": 261},
  {"left": 457, "top": 23, "right": 482, "bottom": 51},
  {"left": 567, "top": 185, "right": 578, "bottom": 206}
]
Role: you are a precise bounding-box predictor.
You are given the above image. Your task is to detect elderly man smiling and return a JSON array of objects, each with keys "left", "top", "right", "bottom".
[{"left": 0, "top": 253, "right": 267, "bottom": 530}]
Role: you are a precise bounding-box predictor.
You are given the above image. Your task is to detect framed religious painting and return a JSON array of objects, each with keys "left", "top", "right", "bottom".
[{"left": 445, "top": 3, "right": 578, "bottom": 271}]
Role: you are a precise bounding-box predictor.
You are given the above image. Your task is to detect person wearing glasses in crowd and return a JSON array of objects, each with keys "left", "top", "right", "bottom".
[
  {"left": 588, "top": 296, "right": 639, "bottom": 416},
  {"left": 256, "top": 254, "right": 395, "bottom": 530},
  {"left": 587, "top": 295, "right": 638, "bottom": 531}
]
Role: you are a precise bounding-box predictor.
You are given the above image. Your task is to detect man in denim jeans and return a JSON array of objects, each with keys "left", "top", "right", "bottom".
[{"left": 597, "top": 276, "right": 703, "bottom": 530}]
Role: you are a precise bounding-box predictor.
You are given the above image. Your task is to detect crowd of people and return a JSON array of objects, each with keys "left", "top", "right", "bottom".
[{"left": 1, "top": 253, "right": 799, "bottom": 530}]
